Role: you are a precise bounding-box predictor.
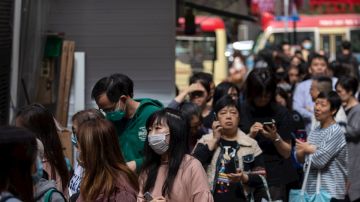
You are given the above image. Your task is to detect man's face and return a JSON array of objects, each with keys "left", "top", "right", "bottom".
[
  {"left": 282, "top": 44, "right": 292, "bottom": 57},
  {"left": 309, "top": 58, "right": 328, "bottom": 76},
  {"left": 96, "top": 93, "right": 126, "bottom": 113},
  {"left": 310, "top": 80, "right": 319, "bottom": 101}
]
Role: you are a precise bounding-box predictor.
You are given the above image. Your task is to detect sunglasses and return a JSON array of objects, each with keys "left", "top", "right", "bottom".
[{"left": 189, "top": 90, "right": 205, "bottom": 98}]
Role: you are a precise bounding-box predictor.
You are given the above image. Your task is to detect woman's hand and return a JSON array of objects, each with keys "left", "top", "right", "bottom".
[
  {"left": 212, "top": 120, "right": 223, "bottom": 140},
  {"left": 186, "top": 83, "right": 205, "bottom": 94},
  {"left": 151, "top": 196, "right": 166, "bottom": 202},
  {"left": 295, "top": 139, "right": 316, "bottom": 154},
  {"left": 260, "top": 123, "right": 279, "bottom": 141},
  {"left": 228, "top": 170, "right": 249, "bottom": 183},
  {"left": 249, "top": 122, "right": 262, "bottom": 138},
  {"left": 204, "top": 120, "right": 223, "bottom": 151}
]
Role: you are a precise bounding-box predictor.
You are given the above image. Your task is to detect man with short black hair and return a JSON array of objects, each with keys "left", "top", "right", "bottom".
[
  {"left": 92, "top": 73, "right": 163, "bottom": 171},
  {"left": 336, "top": 40, "right": 359, "bottom": 80},
  {"left": 293, "top": 54, "right": 337, "bottom": 133}
]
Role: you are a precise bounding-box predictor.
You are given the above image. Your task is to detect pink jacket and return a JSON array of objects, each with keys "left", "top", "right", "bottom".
[
  {"left": 138, "top": 155, "right": 213, "bottom": 202},
  {"left": 77, "top": 173, "right": 137, "bottom": 202}
]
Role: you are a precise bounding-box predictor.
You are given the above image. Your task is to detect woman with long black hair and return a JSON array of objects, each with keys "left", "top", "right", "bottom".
[
  {"left": 16, "top": 104, "right": 70, "bottom": 194},
  {"left": 239, "top": 68, "right": 298, "bottom": 201},
  {"left": 138, "top": 108, "right": 213, "bottom": 202},
  {"left": 0, "top": 126, "right": 37, "bottom": 202}
]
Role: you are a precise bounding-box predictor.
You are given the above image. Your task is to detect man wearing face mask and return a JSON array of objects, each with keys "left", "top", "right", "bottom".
[{"left": 91, "top": 73, "right": 163, "bottom": 172}]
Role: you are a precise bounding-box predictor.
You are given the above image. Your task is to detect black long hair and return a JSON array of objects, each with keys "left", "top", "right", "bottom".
[
  {"left": 141, "top": 108, "right": 189, "bottom": 198},
  {"left": 213, "top": 81, "right": 239, "bottom": 107},
  {"left": 0, "top": 126, "right": 37, "bottom": 202},
  {"left": 16, "top": 103, "right": 70, "bottom": 190},
  {"left": 245, "top": 68, "right": 277, "bottom": 104}
]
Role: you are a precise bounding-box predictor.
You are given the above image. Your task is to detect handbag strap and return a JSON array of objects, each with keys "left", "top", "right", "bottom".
[
  {"left": 300, "top": 155, "right": 313, "bottom": 194},
  {"left": 301, "top": 155, "right": 323, "bottom": 194},
  {"left": 316, "top": 169, "right": 321, "bottom": 194},
  {"left": 259, "top": 175, "right": 272, "bottom": 202}
]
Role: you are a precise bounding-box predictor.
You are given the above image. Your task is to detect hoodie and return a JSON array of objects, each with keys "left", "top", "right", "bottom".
[
  {"left": 111, "top": 98, "right": 163, "bottom": 171},
  {"left": 34, "top": 178, "right": 65, "bottom": 202}
]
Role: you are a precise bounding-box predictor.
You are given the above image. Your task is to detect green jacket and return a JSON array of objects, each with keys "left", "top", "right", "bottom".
[{"left": 111, "top": 98, "right": 163, "bottom": 171}]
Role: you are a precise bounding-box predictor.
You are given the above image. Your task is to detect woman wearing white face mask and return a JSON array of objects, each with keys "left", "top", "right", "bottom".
[{"left": 138, "top": 108, "right": 213, "bottom": 202}]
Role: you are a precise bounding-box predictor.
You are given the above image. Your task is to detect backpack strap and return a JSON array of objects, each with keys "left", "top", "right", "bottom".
[
  {"left": 0, "top": 196, "right": 15, "bottom": 202},
  {"left": 38, "top": 188, "right": 65, "bottom": 202}
]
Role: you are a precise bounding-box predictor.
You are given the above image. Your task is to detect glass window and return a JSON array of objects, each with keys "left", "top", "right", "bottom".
[
  {"left": 175, "top": 35, "right": 216, "bottom": 67},
  {"left": 176, "top": 40, "right": 192, "bottom": 64},
  {"left": 265, "top": 31, "right": 315, "bottom": 49},
  {"left": 350, "top": 29, "right": 360, "bottom": 54}
]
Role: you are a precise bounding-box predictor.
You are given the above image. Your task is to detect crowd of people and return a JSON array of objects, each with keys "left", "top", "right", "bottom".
[{"left": 1, "top": 39, "right": 360, "bottom": 202}]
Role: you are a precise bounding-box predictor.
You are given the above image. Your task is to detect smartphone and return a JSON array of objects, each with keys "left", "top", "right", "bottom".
[
  {"left": 263, "top": 119, "right": 275, "bottom": 126},
  {"left": 213, "top": 112, "right": 218, "bottom": 121},
  {"left": 144, "top": 192, "right": 153, "bottom": 201},
  {"left": 262, "top": 121, "right": 273, "bottom": 126}
]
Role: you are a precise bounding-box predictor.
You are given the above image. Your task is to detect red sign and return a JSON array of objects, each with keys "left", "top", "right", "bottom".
[
  {"left": 310, "top": 0, "right": 360, "bottom": 13},
  {"left": 178, "top": 16, "right": 225, "bottom": 32},
  {"left": 262, "top": 13, "right": 360, "bottom": 30}
]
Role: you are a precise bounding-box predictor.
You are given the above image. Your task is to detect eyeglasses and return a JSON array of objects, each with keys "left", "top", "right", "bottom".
[{"left": 99, "top": 102, "right": 117, "bottom": 113}]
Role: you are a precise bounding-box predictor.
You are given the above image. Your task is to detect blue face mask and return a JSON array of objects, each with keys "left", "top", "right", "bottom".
[{"left": 32, "top": 157, "right": 43, "bottom": 184}]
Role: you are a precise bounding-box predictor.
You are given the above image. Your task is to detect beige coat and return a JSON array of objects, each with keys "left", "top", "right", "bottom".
[{"left": 195, "top": 129, "right": 262, "bottom": 191}]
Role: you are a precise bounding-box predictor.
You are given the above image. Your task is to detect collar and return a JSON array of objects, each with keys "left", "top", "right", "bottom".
[{"left": 234, "top": 129, "right": 253, "bottom": 147}]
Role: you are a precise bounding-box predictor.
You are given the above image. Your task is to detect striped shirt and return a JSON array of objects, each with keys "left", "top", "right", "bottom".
[{"left": 305, "top": 123, "right": 348, "bottom": 199}]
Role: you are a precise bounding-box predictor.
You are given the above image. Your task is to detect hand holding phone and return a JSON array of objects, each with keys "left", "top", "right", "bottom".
[
  {"left": 260, "top": 120, "right": 278, "bottom": 140},
  {"left": 212, "top": 119, "right": 223, "bottom": 140}
]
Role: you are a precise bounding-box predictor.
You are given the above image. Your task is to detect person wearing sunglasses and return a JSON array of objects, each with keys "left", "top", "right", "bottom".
[{"left": 168, "top": 72, "right": 213, "bottom": 127}]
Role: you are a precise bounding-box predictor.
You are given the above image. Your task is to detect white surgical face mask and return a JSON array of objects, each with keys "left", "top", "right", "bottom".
[
  {"left": 303, "top": 43, "right": 312, "bottom": 50},
  {"left": 148, "top": 133, "right": 169, "bottom": 155}
]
